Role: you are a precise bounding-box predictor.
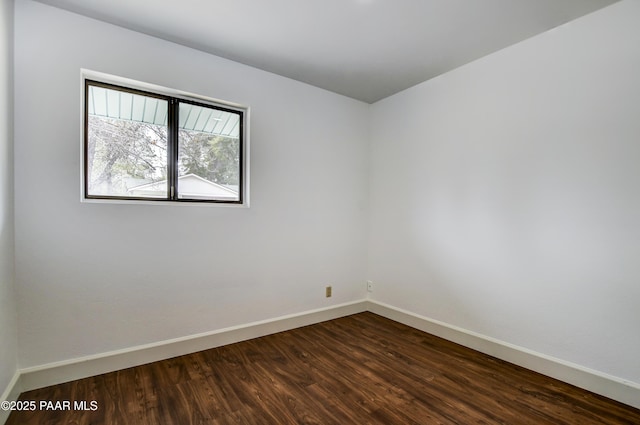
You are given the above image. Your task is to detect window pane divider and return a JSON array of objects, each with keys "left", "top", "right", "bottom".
[{"left": 168, "top": 97, "right": 179, "bottom": 201}]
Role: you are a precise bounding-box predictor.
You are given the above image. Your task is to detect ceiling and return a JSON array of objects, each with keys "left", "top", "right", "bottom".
[{"left": 35, "top": 0, "right": 616, "bottom": 103}]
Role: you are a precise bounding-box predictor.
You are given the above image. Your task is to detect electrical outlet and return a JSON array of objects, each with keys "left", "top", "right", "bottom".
[
  {"left": 326, "top": 286, "right": 332, "bottom": 297},
  {"left": 367, "top": 280, "right": 373, "bottom": 292}
]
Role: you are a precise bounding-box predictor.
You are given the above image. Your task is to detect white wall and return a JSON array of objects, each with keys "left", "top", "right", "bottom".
[
  {"left": 14, "top": 0, "right": 369, "bottom": 368},
  {"left": 369, "top": 0, "right": 640, "bottom": 385},
  {"left": 0, "top": 0, "right": 17, "bottom": 399}
]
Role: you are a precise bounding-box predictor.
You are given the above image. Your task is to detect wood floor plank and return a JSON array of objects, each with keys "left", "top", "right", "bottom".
[{"left": 7, "top": 312, "right": 640, "bottom": 424}]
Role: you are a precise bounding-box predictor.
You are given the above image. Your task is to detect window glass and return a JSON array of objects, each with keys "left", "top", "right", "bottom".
[
  {"left": 178, "top": 103, "right": 241, "bottom": 201},
  {"left": 86, "top": 85, "right": 168, "bottom": 198}
]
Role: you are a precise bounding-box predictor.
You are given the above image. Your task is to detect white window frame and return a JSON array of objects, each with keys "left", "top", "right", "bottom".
[{"left": 80, "top": 70, "right": 250, "bottom": 207}]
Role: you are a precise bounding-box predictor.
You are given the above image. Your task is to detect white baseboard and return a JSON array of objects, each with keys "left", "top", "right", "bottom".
[
  {"left": 367, "top": 300, "right": 640, "bottom": 410},
  {"left": 0, "top": 371, "right": 21, "bottom": 425},
  {"left": 19, "top": 300, "right": 368, "bottom": 393},
  {"left": 6, "top": 298, "right": 639, "bottom": 421}
]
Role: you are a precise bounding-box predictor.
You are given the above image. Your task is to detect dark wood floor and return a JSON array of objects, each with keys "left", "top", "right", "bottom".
[{"left": 7, "top": 312, "right": 640, "bottom": 424}]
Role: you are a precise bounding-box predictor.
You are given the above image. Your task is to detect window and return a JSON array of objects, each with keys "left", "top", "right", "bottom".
[{"left": 84, "top": 79, "right": 246, "bottom": 204}]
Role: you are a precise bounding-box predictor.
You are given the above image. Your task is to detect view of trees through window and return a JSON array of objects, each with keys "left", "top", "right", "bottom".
[
  {"left": 85, "top": 82, "right": 242, "bottom": 202},
  {"left": 178, "top": 131, "right": 240, "bottom": 198},
  {"left": 87, "top": 116, "right": 168, "bottom": 197}
]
